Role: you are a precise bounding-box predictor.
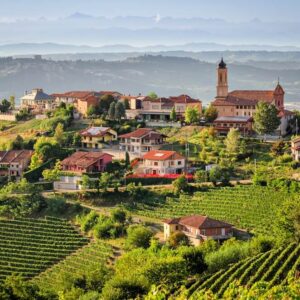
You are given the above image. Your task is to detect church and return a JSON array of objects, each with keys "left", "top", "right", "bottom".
[{"left": 212, "top": 59, "right": 294, "bottom": 135}]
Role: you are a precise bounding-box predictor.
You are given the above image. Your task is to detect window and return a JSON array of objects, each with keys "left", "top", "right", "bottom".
[
  {"left": 178, "top": 161, "right": 182, "bottom": 165},
  {"left": 201, "top": 229, "right": 206, "bottom": 235},
  {"left": 154, "top": 162, "right": 158, "bottom": 166}
]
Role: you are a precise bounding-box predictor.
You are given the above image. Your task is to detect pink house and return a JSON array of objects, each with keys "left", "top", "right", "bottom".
[{"left": 61, "top": 152, "right": 113, "bottom": 174}]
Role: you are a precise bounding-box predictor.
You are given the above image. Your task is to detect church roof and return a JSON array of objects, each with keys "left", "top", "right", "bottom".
[
  {"left": 228, "top": 90, "right": 275, "bottom": 103},
  {"left": 218, "top": 58, "right": 227, "bottom": 69}
]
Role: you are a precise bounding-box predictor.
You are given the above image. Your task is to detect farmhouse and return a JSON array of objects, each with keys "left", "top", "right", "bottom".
[
  {"left": 80, "top": 127, "right": 118, "bottom": 149},
  {"left": 0, "top": 150, "right": 33, "bottom": 178},
  {"left": 119, "top": 128, "right": 166, "bottom": 157},
  {"left": 135, "top": 150, "right": 185, "bottom": 175},
  {"left": 212, "top": 59, "right": 294, "bottom": 135},
  {"left": 163, "top": 215, "right": 233, "bottom": 246},
  {"left": 291, "top": 136, "right": 300, "bottom": 162}
]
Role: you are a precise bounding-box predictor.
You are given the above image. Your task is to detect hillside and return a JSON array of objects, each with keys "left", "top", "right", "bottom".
[
  {"left": 127, "top": 185, "right": 291, "bottom": 235},
  {"left": 186, "top": 243, "right": 300, "bottom": 299},
  {"left": 1, "top": 55, "right": 300, "bottom": 106},
  {"left": 0, "top": 217, "right": 89, "bottom": 281}
]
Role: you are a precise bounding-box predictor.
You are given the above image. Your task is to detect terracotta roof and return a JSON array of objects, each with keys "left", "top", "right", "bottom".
[
  {"left": 164, "top": 215, "right": 232, "bottom": 229},
  {"left": 0, "top": 150, "right": 33, "bottom": 164},
  {"left": 143, "top": 150, "right": 184, "bottom": 161},
  {"left": 52, "top": 91, "right": 95, "bottom": 99},
  {"left": 228, "top": 90, "right": 275, "bottom": 103},
  {"left": 61, "top": 152, "right": 113, "bottom": 169},
  {"left": 292, "top": 136, "right": 300, "bottom": 143},
  {"left": 119, "top": 128, "right": 153, "bottom": 139},
  {"left": 169, "top": 95, "right": 201, "bottom": 104},
  {"left": 213, "top": 95, "right": 258, "bottom": 106}
]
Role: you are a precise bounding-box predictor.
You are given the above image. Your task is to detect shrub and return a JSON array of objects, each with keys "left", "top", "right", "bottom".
[
  {"left": 111, "top": 208, "right": 127, "bottom": 223},
  {"left": 126, "top": 225, "right": 153, "bottom": 249},
  {"left": 168, "top": 232, "right": 190, "bottom": 248}
]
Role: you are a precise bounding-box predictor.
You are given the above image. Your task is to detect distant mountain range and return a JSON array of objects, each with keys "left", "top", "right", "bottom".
[
  {"left": 0, "top": 54, "right": 299, "bottom": 109},
  {"left": 1, "top": 42, "right": 300, "bottom": 57},
  {"left": 0, "top": 15, "right": 300, "bottom": 47}
]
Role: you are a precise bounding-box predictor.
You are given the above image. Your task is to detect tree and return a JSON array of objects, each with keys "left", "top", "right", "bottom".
[
  {"left": 204, "top": 104, "right": 218, "bottom": 122},
  {"left": 125, "top": 152, "right": 130, "bottom": 167},
  {"left": 12, "top": 135, "right": 24, "bottom": 150},
  {"left": 170, "top": 107, "right": 177, "bottom": 122},
  {"left": 270, "top": 140, "right": 286, "bottom": 156},
  {"left": 99, "top": 95, "right": 115, "bottom": 114},
  {"left": 179, "top": 247, "right": 207, "bottom": 275},
  {"left": 99, "top": 172, "right": 112, "bottom": 193},
  {"left": 172, "top": 175, "right": 189, "bottom": 194},
  {"left": 253, "top": 102, "right": 281, "bottom": 136},
  {"left": 42, "top": 160, "right": 61, "bottom": 182},
  {"left": 195, "top": 169, "right": 207, "bottom": 183},
  {"left": 114, "top": 102, "right": 126, "bottom": 121},
  {"left": 184, "top": 106, "right": 200, "bottom": 124},
  {"left": 168, "top": 232, "right": 190, "bottom": 248},
  {"left": 111, "top": 208, "right": 127, "bottom": 223},
  {"left": 108, "top": 102, "right": 116, "bottom": 120},
  {"left": 124, "top": 98, "right": 130, "bottom": 109},
  {"left": 9, "top": 96, "right": 15, "bottom": 109},
  {"left": 224, "top": 128, "right": 241, "bottom": 158},
  {"left": 81, "top": 175, "right": 91, "bottom": 191},
  {"left": 209, "top": 165, "right": 231, "bottom": 186},
  {"left": 54, "top": 123, "right": 65, "bottom": 146},
  {"left": 73, "top": 133, "right": 82, "bottom": 147},
  {"left": 147, "top": 92, "right": 158, "bottom": 99},
  {"left": 275, "top": 198, "right": 300, "bottom": 243},
  {"left": 0, "top": 99, "right": 11, "bottom": 113},
  {"left": 126, "top": 225, "right": 153, "bottom": 249}
]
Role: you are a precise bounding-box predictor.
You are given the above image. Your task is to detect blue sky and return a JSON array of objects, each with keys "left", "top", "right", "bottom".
[{"left": 0, "top": 0, "right": 299, "bottom": 22}]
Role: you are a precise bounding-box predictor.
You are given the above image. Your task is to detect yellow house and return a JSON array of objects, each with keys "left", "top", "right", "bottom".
[{"left": 80, "top": 127, "right": 118, "bottom": 149}]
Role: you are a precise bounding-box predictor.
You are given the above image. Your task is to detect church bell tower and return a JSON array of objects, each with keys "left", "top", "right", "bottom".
[{"left": 216, "top": 58, "right": 228, "bottom": 99}]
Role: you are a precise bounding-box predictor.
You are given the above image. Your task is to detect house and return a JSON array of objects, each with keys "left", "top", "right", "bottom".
[
  {"left": 213, "top": 116, "right": 253, "bottom": 135},
  {"left": 80, "top": 127, "right": 118, "bottom": 149},
  {"left": 61, "top": 151, "right": 113, "bottom": 174},
  {"left": 212, "top": 59, "right": 294, "bottom": 135},
  {"left": 135, "top": 150, "right": 185, "bottom": 175},
  {"left": 291, "top": 137, "right": 300, "bottom": 162},
  {"left": 119, "top": 128, "right": 166, "bottom": 157},
  {"left": 0, "top": 150, "right": 33, "bottom": 178},
  {"left": 163, "top": 215, "right": 233, "bottom": 246},
  {"left": 54, "top": 151, "right": 113, "bottom": 190},
  {"left": 125, "top": 95, "right": 202, "bottom": 125},
  {"left": 21, "top": 89, "right": 54, "bottom": 113},
  {"left": 53, "top": 91, "right": 121, "bottom": 117}
]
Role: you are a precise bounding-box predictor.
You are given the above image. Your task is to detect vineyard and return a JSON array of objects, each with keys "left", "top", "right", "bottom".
[
  {"left": 186, "top": 243, "right": 300, "bottom": 299},
  {"left": 129, "top": 185, "right": 291, "bottom": 234},
  {"left": 33, "top": 240, "right": 113, "bottom": 292},
  {"left": 0, "top": 217, "right": 89, "bottom": 281}
]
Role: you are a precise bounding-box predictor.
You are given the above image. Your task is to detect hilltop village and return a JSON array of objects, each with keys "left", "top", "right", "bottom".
[{"left": 0, "top": 59, "right": 300, "bottom": 299}]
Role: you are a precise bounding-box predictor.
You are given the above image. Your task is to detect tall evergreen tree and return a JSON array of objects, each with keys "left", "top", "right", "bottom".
[
  {"left": 108, "top": 102, "right": 116, "bottom": 120},
  {"left": 114, "top": 102, "right": 126, "bottom": 121},
  {"left": 170, "top": 106, "right": 177, "bottom": 122}
]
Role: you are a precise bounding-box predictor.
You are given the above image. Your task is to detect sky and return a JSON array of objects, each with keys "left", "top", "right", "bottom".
[{"left": 0, "top": 0, "right": 299, "bottom": 22}]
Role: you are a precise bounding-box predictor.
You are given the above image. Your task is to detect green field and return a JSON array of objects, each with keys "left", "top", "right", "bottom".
[
  {"left": 33, "top": 240, "right": 113, "bottom": 292},
  {"left": 0, "top": 217, "right": 89, "bottom": 281},
  {"left": 187, "top": 243, "right": 300, "bottom": 298},
  {"left": 127, "top": 185, "right": 292, "bottom": 235}
]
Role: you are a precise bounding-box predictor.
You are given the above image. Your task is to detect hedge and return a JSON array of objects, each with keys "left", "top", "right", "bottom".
[
  {"left": 123, "top": 177, "right": 175, "bottom": 185},
  {"left": 23, "top": 159, "right": 55, "bottom": 183},
  {"left": 34, "top": 182, "right": 54, "bottom": 191}
]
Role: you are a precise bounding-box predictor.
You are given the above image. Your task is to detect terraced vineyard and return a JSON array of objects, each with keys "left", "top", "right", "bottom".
[
  {"left": 33, "top": 240, "right": 113, "bottom": 292},
  {"left": 187, "top": 243, "right": 300, "bottom": 299},
  {"left": 0, "top": 217, "right": 89, "bottom": 281},
  {"left": 130, "top": 185, "right": 291, "bottom": 234}
]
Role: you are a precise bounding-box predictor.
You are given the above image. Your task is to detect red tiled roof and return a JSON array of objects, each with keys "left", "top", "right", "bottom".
[
  {"left": 229, "top": 90, "right": 275, "bottom": 103},
  {"left": 0, "top": 150, "right": 33, "bottom": 163},
  {"left": 119, "top": 128, "right": 153, "bottom": 139},
  {"left": 164, "top": 215, "right": 232, "bottom": 229},
  {"left": 61, "top": 151, "right": 113, "bottom": 169},
  {"left": 143, "top": 150, "right": 184, "bottom": 161},
  {"left": 213, "top": 95, "right": 257, "bottom": 106}
]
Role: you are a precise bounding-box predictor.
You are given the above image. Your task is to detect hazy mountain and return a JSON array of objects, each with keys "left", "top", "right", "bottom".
[
  {"left": 0, "top": 15, "right": 300, "bottom": 47},
  {"left": 0, "top": 55, "right": 299, "bottom": 108}
]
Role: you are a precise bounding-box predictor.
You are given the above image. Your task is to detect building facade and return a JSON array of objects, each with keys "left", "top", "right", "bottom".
[
  {"left": 80, "top": 127, "right": 118, "bottom": 149},
  {"left": 0, "top": 150, "right": 33, "bottom": 178},
  {"left": 119, "top": 128, "right": 166, "bottom": 157},
  {"left": 136, "top": 150, "right": 185, "bottom": 175},
  {"left": 163, "top": 215, "right": 233, "bottom": 246},
  {"left": 291, "top": 137, "right": 300, "bottom": 162},
  {"left": 213, "top": 116, "right": 253, "bottom": 135}
]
